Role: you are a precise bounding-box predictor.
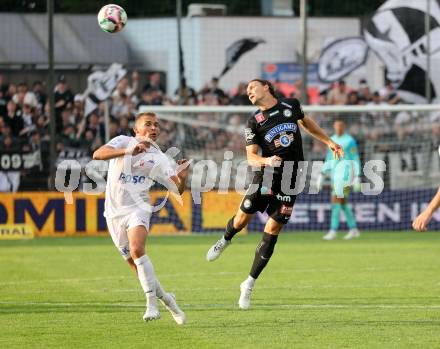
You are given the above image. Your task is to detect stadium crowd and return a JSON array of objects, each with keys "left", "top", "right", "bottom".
[{"left": 0, "top": 72, "right": 437, "bottom": 191}]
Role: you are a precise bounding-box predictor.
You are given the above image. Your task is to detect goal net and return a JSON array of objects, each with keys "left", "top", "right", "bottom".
[{"left": 139, "top": 104, "right": 440, "bottom": 232}]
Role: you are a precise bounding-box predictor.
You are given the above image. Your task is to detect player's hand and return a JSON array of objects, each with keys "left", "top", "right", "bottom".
[
  {"left": 329, "top": 141, "right": 344, "bottom": 160},
  {"left": 353, "top": 177, "right": 361, "bottom": 192},
  {"left": 412, "top": 210, "right": 432, "bottom": 231},
  {"left": 176, "top": 159, "right": 192, "bottom": 179},
  {"left": 127, "top": 143, "right": 148, "bottom": 156},
  {"left": 265, "top": 155, "right": 282, "bottom": 167}
]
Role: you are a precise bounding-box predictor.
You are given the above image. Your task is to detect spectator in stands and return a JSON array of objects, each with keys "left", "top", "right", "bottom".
[
  {"left": 346, "top": 91, "right": 359, "bottom": 105},
  {"left": 118, "top": 116, "right": 132, "bottom": 136},
  {"left": 358, "top": 79, "right": 372, "bottom": 102},
  {"left": 5, "top": 83, "right": 16, "bottom": 102},
  {"left": 3, "top": 100, "right": 23, "bottom": 137},
  {"left": 79, "top": 129, "right": 102, "bottom": 155},
  {"left": 231, "top": 82, "right": 251, "bottom": 105},
  {"left": 86, "top": 112, "right": 105, "bottom": 143},
  {"left": 13, "top": 82, "right": 38, "bottom": 108},
  {"left": 54, "top": 75, "right": 74, "bottom": 116},
  {"left": 113, "top": 71, "right": 139, "bottom": 100},
  {"left": 143, "top": 72, "right": 165, "bottom": 94},
  {"left": 19, "top": 103, "right": 36, "bottom": 137},
  {"left": 0, "top": 135, "right": 21, "bottom": 192},
  {"left": 32, "top": 81, "right": 47, "bottom": 112},
  {"left": 0, "top": 88, "right": 7, "bottom": 117},
  {"left": 174, "top": 78, "right": 197, "bottom": 105},
  {"left": 328, "top": 79, "right": 348, "bottom": 105}
]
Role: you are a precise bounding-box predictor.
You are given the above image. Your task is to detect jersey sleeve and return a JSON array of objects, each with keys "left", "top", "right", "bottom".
[
  {"left": 346, "top": 137, "right": 361, "bottom": 177},
  {"left": 244, "top": 117, "right": 259, "bottom": 146},
  {"left": 106, "top": 135, "right": 131, "bottom": 150},
  {"left": 288, "top": 98, "right": 305, "bottom": 120}
]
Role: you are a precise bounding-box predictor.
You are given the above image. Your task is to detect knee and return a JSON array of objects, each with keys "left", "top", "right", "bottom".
[
  {"left": 129, "top": 244, "right": 145, "bottom": 260},
  {"left": 264, "top": 219, "right": 283, "bottom": 235},
  {"left": 234, "top": 212, "right": 250, "bottom": 230}
]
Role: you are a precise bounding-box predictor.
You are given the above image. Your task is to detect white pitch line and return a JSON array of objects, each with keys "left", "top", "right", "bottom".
[
  {"left": 1, "top": 267, "right": 434, "bottom": 286},
  {"left": 1, "top": 301, "right": 440, "bottom": 310}
]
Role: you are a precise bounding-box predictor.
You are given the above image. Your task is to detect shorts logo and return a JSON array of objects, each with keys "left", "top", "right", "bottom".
[
  {"left": 264, "top": 123, "right": 297, "bottom": 142},
  {"left": 275, "top": 133, "right": 294, "bottom": 148},
  {"left": 280, "top": 205, "right": 293, "bottom": 216},
  {"left": 283, "top": 109, "right": 292, "bottom": 117},
  {"left": 120, "top": 246, "right": 130, "bottom": 256},
  {"left": 255, "top": 113, "right": 265, "bottom": 123},
  {"left": 243, "top": 199, "right": 252, "bottom": 209},
  {"left": 276, "top": 194, "right": 291, "bottom": 202},
  {"left": 244, "top": 128, "right": 255, "bottom": 141}
]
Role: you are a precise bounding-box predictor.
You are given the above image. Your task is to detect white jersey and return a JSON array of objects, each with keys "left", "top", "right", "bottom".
[{"left": 103, "top": 135, "right": 176, "bottom": 219}]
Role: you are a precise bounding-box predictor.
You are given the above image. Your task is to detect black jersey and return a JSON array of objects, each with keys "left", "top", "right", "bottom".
[{"left": 244, "top": 98, "right": 305, "bottom": 165}]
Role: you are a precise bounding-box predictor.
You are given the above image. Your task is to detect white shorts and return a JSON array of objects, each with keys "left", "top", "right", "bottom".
[{"left": 106, "top": 210, "right": 151, "bottom": 260}]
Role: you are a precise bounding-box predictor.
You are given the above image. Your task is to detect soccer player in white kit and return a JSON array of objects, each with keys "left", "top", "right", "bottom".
[{"left": 93, "top": 112, "right": 188, "bottom": 324}]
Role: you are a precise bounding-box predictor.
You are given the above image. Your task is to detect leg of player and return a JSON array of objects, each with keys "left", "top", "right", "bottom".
[
  {"left": 323, "top": 195, "right": 342, "bottom": 240},
  {"left": 155, "top": 279, "right": 186, "bottom": 325},
  {"left": 206, "top": 209, "right": 253, "bottom": 261},
  {"left": 126, "top": 258, "right": 185, "bottom": 325},
  {"left": 342, "top": 200, "right": 360, "bottom": 240},
  {"left": 238, "top": 218, "right": 282, "bottom": 310},
  {"left": 127, "top": 225, "right": 160, "bottom": 322}
]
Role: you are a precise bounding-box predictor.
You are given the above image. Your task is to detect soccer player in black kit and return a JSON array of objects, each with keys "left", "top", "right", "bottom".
[{"left": 206, "top": 79, "right": 344, "bottom": 309}]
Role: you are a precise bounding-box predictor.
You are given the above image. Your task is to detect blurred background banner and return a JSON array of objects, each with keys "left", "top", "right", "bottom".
[{"left": 1, "top": 189, "right": 440, "bottom": 235}]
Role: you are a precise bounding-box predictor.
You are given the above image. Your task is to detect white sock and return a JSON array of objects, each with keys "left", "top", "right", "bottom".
[
  {"left": 245, "top": 275, "right": 256, "bottom": 288},
  {"left": 155, "top": 278, "right": 166, "bottom": 299},
  {"left": 134, "top": 255, "right": 157, "bottom": 305}
]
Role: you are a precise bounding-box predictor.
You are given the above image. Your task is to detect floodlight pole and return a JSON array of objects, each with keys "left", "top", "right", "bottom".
[
  {"left": 177, "top": 0, "right": 183, "bottom": 104},
  {"left": 47, "top": 0, "right": 56, "bottom": 190},
  {"left": 425, "top": 0, "right": 432, "bottom": 103},
  {"left": 300, "top": 0, "right": 308, "bottom": 104}
]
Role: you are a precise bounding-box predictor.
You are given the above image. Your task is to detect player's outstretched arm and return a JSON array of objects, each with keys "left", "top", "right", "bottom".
[
  {"left": 412, "top": 187, "right": 440, "bottom": 231},
  {"left": 170, "top": 159, "right": 190, "bottom": 194},
  {"left": 93, "top": 143, "right": 147, "bottom": 160},
  {"left": 298, "top": 115, "right": 344, "bottom": 160}
]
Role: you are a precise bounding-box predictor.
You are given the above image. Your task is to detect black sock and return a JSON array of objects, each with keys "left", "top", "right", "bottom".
[
  {"left": 249, "top": 233, "right": 278, "bottom": 279},
  {"left": 224, "top": 216, "right": 240, "bottom": 241}
]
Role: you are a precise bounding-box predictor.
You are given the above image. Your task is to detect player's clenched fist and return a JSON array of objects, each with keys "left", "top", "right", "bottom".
[
  {"left": 265, "top": 155, "right": 282, "bottom": 167},
  {"left": 126, "top": 142, "right": 148, "bottom": 156},
  {"left": 412, "top": 210, "right": 432, "bottom": 231},
  {"left": 329, "top": 141, "right": 344, "bottom": 160}
]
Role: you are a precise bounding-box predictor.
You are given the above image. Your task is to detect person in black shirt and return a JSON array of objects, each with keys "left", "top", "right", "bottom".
[{"left": 206, "top": 79, "right": 343, "bottom": 309}]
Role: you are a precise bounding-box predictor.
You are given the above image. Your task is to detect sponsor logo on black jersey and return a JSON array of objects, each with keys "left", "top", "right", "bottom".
[
  {"left": 264, "top": 123, "right": 297, "bottom": 142},
  {"left": 274, "top": 133, "right": 294, "bottom": 147},
  {"left": 283, "top": 109, "right": 292, "bottom": 117},
  {"left": 255, "top": 113, "right": 265, "bottom": 122}
]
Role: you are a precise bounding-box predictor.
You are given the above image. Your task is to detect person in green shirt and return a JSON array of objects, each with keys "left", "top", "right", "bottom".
[{"left": 319, "top": 119, "right": 361, "bottom": 240}]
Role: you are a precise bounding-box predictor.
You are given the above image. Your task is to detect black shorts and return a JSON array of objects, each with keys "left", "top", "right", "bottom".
[{"left": 240, "top": 170, "right": 297, "bottom": 225}]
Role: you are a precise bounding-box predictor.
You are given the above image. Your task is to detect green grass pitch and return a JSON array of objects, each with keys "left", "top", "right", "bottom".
[{"left": 1, "top": 232, "right": 440, "bottom": 349}]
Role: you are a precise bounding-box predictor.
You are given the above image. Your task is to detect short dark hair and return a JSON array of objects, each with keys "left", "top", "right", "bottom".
[{"left": 249, "top": 79, "right": 276, "bottom": 97}]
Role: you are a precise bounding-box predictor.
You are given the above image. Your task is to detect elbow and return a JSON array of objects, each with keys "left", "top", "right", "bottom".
[{"left": 92, "top": 150, "right": 101, "bottom": 160}]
